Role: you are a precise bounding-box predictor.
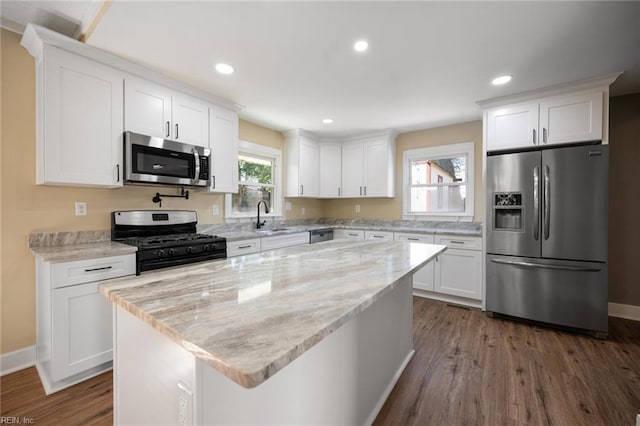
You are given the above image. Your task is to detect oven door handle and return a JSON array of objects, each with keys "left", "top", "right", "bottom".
[{"left": 192, "top": 148, "right": 200, "bottom": 183}]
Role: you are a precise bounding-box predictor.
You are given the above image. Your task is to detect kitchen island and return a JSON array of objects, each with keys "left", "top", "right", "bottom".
[{"left": 100, "top": 239, "right": 446, "bottom": 425}]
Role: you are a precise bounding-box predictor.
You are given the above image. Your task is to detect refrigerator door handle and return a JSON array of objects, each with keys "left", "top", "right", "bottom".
[
  {"left": 490, "top": 258, "right": 602, "bottom": 272},
  {"left": 544, "top": 165, "right": 550, "bottom": 240},
  {"left": 533, "top": 166, "right": 540, "bottom": 240}
]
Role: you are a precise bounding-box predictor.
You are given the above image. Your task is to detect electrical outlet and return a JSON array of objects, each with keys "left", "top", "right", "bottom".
[
  {"left": 285, "top": 202, "right": 292, "bottom": 211},
  {"left": 355, "top": 204, "right": 361, "bottom": 213},
  {"left": 212, "top": 204, "right": 220, "bottom": 216},
  {"left": 301, "top": 207, "right": 306, "bottom": 216},
  {"left": 75, "top": 202, "right": 87, "bottom": 216}
]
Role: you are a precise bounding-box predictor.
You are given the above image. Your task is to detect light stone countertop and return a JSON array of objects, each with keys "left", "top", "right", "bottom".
[
  {"left": 30, "top": 241, "right": 137, "bottom": 263},
  {"left": 99, "top": 239, "right": 446, "bottom": 388}
]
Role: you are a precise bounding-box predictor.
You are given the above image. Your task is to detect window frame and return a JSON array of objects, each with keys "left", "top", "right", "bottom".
[
  {"left": 225, "top": 140, "right": 282, "bottom": 219},
  {"left": 402, "top": 141, "right": 475, "bottom": 222}
]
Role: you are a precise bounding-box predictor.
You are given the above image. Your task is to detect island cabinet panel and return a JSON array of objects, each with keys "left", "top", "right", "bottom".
[{"left": 40, "top": 46, "right": 124, "bottom": 187}]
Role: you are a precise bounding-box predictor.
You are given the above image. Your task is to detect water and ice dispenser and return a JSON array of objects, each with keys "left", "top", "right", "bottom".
[{"left": 492, "top": 193, "right": 523, "bottom": 231}]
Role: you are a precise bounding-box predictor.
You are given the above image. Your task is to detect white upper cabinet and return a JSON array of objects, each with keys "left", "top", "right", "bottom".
[
  {"left": 539, "top": 91, "right": 603, "bottom": 146},
  {"left": 482, "top": 74, "right": 620, "bottom": 152},
  {"left": 487, "top": 102, "right": 539, "bottom": 151},
  {"left": 319, "top": 143, "right": 342, "bottom": 198},
  {"left": 340, "top": 142, "right": 365, "bottom": 197},
  {"left": 207, "top": 105, "right": 239, "bottom": 193},
  {"left": 124, "top": 77, "right": 209, "bottom": 148},
  {"left": 285, "top": 130, "right": 320, "bottom": 197},
  {"left": 40, "top": 46, "right": 124, "bottom": 187},
  {"left": 341, "top": 134, "right": 395, "bottom": 198}
]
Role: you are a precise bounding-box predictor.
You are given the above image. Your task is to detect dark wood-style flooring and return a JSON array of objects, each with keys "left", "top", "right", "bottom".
[{"left": 2, "top": 297, "right": 639, "bottom": 425}]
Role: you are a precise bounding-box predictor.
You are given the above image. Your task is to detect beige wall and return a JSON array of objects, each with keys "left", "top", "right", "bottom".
[
  {"left": 324, "top": 121, "right": 484, "bottom": 221},
  {"left": 0, "top": 29, "right": 321, "bottom": 355},
  {"left": 608, "top": 93, "right": 640, "bottom": 307}
]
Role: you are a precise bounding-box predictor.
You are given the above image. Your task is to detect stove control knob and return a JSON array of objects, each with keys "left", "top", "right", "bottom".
[
  {"left": 168, "top": 248, "right": 175, "bottom": 257},
  {"left": 157, "top": 250, "right": 165, "bottom": 258},
  {"left": 186, "top": 246, "right": 193, "bottom": 254},
  {"left": 203, "top": 245, "right": 210, "bottom": 252}
]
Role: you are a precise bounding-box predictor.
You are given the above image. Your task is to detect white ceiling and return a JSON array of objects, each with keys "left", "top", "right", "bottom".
[{"left": 3, "top": 1, "right": 640, "bottom": 137}]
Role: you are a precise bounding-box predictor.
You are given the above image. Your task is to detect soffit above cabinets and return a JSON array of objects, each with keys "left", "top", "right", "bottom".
[{"left": 4, "top": 2, "right": 640, "bottom": 137}]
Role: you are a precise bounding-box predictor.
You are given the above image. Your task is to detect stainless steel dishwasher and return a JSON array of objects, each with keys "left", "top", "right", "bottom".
[{"left": 309, "top": 228, "right": 333, "bottom": 243}]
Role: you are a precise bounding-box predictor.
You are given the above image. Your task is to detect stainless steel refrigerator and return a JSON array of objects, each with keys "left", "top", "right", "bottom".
[{"left": 486, "top": 144, "right": 608, "bottom": 337}]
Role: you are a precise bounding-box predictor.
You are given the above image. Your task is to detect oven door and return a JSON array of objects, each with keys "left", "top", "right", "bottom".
[{"left": 125, "top": 131, "right": 209, "bottom": 187}]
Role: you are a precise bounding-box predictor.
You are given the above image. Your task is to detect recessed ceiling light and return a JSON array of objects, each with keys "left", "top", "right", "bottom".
[
  {"left": 492, "top": 75, "right": 512, "bottom": 85},
  {"left": 322, "top": 118, "right": 334, "bottom": 124},
  {"left": 354, "top": 40, "right": 368, "bottom": 52},
  {"left": 215, "top": 63, "right": 234, "bottom": 75}
]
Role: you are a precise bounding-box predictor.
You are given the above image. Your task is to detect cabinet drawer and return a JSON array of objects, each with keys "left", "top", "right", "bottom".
[
  {"left": 334, "top": 229, "right": 365, "bottom": 240},
  {"left": 394, "top": 232, "right": 435, "bottom": 243},
  {"left": 365, "top": 230, "right": 394, "bottom": 241},
  {"left": 227, "top": 238, "right": 261, "bottom": 257},
  {"left": 261, "top": 232, "right": 309, "bottom": 251},
  {"left": 51, "top": 254, "right": 136, "bottom": 289},
  {"left": 435, "top": 236, "right": 481, "bottom": 251}
]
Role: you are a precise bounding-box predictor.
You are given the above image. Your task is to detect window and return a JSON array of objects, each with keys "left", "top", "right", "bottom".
[
  {"left": 225, "top": 141, "right": 282, "bottom": 218},
  {"left": 403, "top": 141, "right": 475, "bottom": 221}
]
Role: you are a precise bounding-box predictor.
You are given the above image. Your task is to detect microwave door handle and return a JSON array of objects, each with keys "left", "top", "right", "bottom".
[
  {"left": 192, "top": 149, "right": 200, "bottom": 183},
  {"left": 533, "top": 165, "right": 539, "bottom": 241}
]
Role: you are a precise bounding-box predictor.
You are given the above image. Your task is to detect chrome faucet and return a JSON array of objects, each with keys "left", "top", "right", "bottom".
[{"left": 256, "top": 201, "right": 270, "bottom": 229}]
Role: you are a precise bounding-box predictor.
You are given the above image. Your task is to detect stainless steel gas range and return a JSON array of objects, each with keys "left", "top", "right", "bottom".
[{"left": 111, "top": 210, "right": 226, "bottom": 275}]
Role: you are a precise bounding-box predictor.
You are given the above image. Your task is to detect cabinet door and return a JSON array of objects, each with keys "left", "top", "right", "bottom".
[
  {"left": 51, "top": 282, "right": 112, "bottom": 381},
  {"left": 208, "top": 106, "right": 238, "bottom": 193},
  {"left": 364, "top": 230, "right": 394, "bottom": 241},
  {"left": 43, "top": 47, "right": 123, "bottom": 187},
  {"left": 394, "top": 233, "right": 435, "bottom": 291},
  {"left": 298, "top": 136, "right": 320, "bottom": 197},
  {"left": 486, "top": 102, "right": 539, "bottom": 152},
  {"left": 539, "top": 91, "right": 603, "bottom": 146},
  {"left": 434, "top": 248, "right": 482, "bottom": 300},
  {"left": 319, "top": 143, "right": 342, "bottom": 197},
  {"left": 341, "top": 142, "right": 364, "bottom": 197},
  {"left": 124, "top": 77, "right": 172, "bottom": 139},
  {"left": 172, "top": 93, "right": 210, "bottom": 147},
  {"left": 333, "top": 229, "right": 365, "bottom": 240},
  {"left": 363, "top": 139, "right": 392, "bottom": 197}
]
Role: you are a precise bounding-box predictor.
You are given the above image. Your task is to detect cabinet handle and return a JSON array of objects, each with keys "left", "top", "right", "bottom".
[
  {"left": 359, "top": 186, "right": 363, "bottom": 196},
  {"left": 301, "top": 185, "right": 304, "bottom": 195},
  {"left": 364, "top": 186, "right": 367, "bottom": 196},
  {"left": 84, "top": 266, "right": 113, "bottom": 273},
  {"left": 533, "top": 129, "right": 537, "bottom": 145},
  {"left": 238, "top": 245, "right": 252, "bottom": 249},
  {"left": 116, "top": 164, "right": 120, "bottom": 182},
  {"left": 408, "top": 237, "right": 420, "bottom": 241},
  {"left": 166, "top": 121, "right": 170, "bottom": 138},
  {"left": 372, "top": 235, "right": 384, "bottom": 239},
  {"left": 449, "top": 240, "right": 465, "bottom": 244},
  {"left": 543, "top": 127, "right": 547, "bottom": 144},
  {"left": 338, "top": 187, "right": 341, "bottom": 197},
  {"left": 211, "top": 175, "right": 216, "bottom": 189},
  {"left": 348, "top": 233, "right": 359, "bottom": 237},
  {"left": 175, "top": 123, "right": 179, "bottom": 139}
]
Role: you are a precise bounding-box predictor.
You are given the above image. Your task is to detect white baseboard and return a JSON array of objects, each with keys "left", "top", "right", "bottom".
[
  {"left": 1, "top": 345, "right": 36, "bottom": 376},
  {"left": 608, "top": 302, "right": 640, "bottom": 322}
]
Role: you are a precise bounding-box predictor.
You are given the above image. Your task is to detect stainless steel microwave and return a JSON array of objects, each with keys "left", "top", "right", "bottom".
[{"left": 124, "top": 131, "right": 210, "bottom": 187}]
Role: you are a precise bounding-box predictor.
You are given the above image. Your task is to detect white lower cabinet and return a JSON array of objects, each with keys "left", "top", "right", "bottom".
[
  {"left": 226, "top": 238, "right": 261, "bottom": 257},
  {"left": 334, "top": 229, "right": 365, "bottom": 240},
  {"left": 260, "top": 232, "right": 310, "bottom": 251},
  {"left": 394, "top": 233, "right": 435, "bottom": 291},
  {"left": 36, "top": 254, "right": 135, "bottom": 394},
  {"left": 394, "top": 232, "right": 482, "bottom": 307},
  {"left": 364, "top": 230, "right": 394, "bottom": 241}
]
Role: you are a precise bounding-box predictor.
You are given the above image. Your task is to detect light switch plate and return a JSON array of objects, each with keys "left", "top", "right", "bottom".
[
  {"left": 301, "top": 207, "right": 306, "bottom": 216},
  {"left": 212, "top": 204, "right": 220, "bottom": 216},
  {"left": 75, "top": 202, "right": 87, "bottom": 216},
  {"left": 355, "top": 204, "right": 361, "bottom": 213}
]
